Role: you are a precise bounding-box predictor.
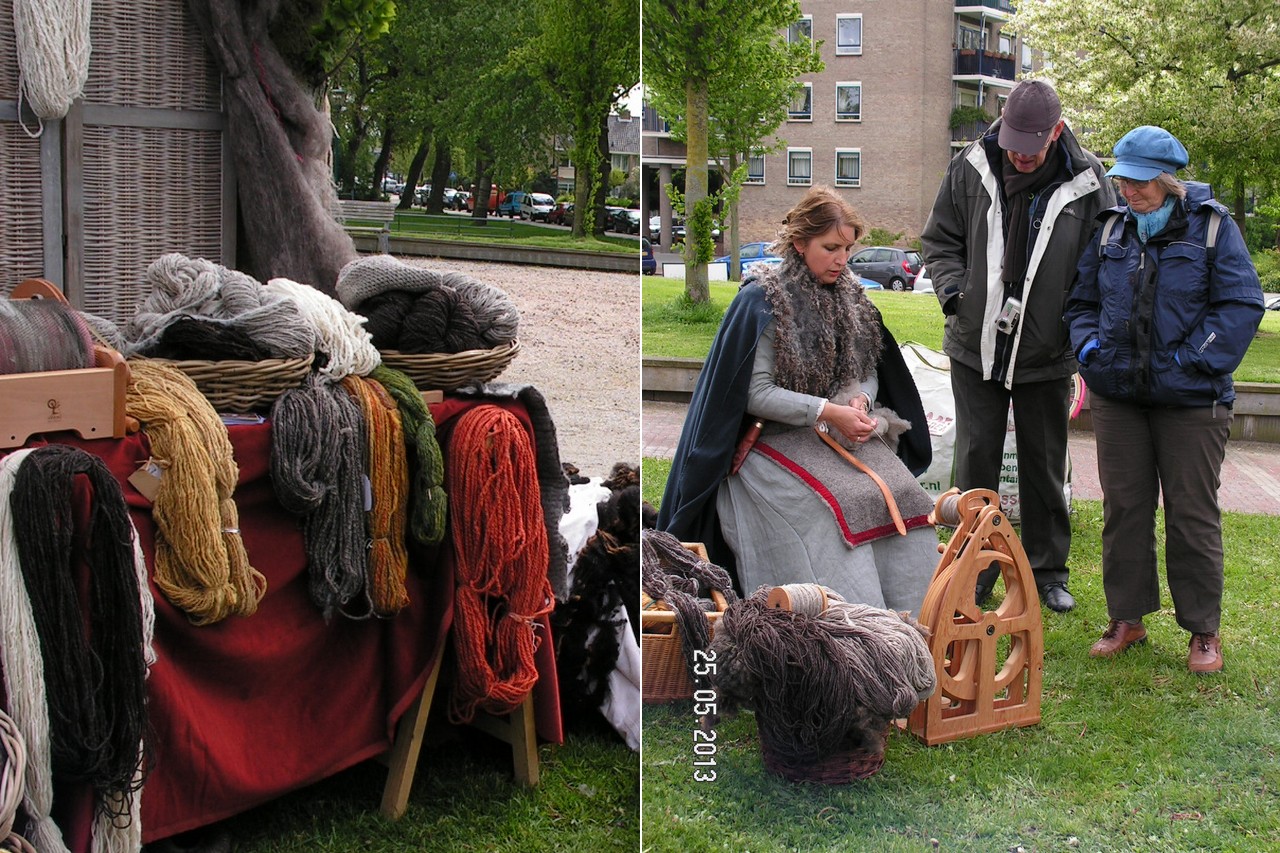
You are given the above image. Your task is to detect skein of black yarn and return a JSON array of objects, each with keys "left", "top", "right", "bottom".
[{"left": 10, "top": 444, "right": 150, "bottom": 815}]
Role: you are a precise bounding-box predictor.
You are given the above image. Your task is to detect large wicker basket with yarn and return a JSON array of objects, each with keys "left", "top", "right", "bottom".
[
  {"left": 130, "top": 354, "right": 315, "bottom": 413},
  {"left": 756, "top": 724, "right": 889, "bottom": 784},
  {"left": 642, "top": 542, "right": 728, "bottom": 703},
  {"left": 380, "top": 339, "right": 520, "bottom": 392}
]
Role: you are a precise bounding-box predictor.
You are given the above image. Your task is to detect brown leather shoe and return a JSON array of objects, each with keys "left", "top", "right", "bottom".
[
  {"left": 1089, "top": 619, "right": 1147, "bottom": 657},
  {"left": 1188, "top": 633, "right": 1223, "bottom": 674}
]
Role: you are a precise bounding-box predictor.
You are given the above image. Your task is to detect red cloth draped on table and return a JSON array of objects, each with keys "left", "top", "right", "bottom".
[{"left": 1, "top": 395, "right": 561, "bottom": 849}]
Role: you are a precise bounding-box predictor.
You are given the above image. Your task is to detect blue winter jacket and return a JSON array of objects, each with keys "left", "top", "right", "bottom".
[{"left": 1065, "top": 182, "right": 1263, "bottom": 408}]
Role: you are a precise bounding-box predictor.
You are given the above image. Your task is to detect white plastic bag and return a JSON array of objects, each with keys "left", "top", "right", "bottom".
[{"left": 900, "top": 343, "right": 1071, "bottom": 522}]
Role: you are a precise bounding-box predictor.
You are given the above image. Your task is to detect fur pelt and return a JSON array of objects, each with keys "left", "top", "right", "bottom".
[
  {"left": 186, "top": 0, "right": 356, "bottom": 294},
  {"left": 757, "top": 250, "right": 882, "bottom": 398},
  {"left": 551, "top": 464, "right": 642, "bottom": 735}
]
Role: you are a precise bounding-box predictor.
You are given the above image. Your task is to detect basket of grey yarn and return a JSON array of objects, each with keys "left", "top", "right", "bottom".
[
  {"left": 96, "top": 254, "right": 318, "bottom": 413},
  {"left": 336, "top": 256, "right": 521, "bottom": 391}
]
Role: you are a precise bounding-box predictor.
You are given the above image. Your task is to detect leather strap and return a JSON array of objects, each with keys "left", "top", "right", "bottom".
[{"left": 815, "top": 426, "right": 907, "bottom": 535}]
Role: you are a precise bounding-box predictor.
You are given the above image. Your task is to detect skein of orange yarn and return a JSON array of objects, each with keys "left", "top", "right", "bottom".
[
  {"left": 447, "top": 405, "right": 554, "bottom": 723},
  {"left": 126, "top": 360, "right": 266, "bottom": 624},
  {"left": 340, "top": 375, "right": 410, "bottom": 617}
]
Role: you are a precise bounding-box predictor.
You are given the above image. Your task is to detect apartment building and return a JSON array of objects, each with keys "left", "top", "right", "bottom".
[{"left": 642, "top": 0, "right": 1029, "bottom": 248}]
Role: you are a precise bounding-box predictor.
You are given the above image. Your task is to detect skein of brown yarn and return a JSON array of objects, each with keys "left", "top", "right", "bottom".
[
  {"left": 340, "top": 375, "right": 410, "bottom": 617},
  {"left": 126, "top": 360, "right": 266, "bottom": 624}
]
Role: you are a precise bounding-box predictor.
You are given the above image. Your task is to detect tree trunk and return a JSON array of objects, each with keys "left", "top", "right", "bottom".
[
  {"left": 400, "top": 131, "right": 431, "bottom": 211},
  {"left": 594, "top": 117, "right": 611, "bottom": 234},
  {"left": 572, "top": 115, "right": 595, "bottom": 238},
  {"left": 426, "top": 135, "right": 452, "bottom": 214},
  {"left": 727, "top": 152, "right": 741, "bottom": 280},
  {"left": 1233, "top": 175, "right": 1247, "bottom": 236},
  {"left": 473, "top": 148, "right": 493, "bottom": 222},
  {"left": 372, "top": 117, "right": 394, "bottom": 198},
  {"left": 683, "top": 76, "right": 711, "bottom": 303}
]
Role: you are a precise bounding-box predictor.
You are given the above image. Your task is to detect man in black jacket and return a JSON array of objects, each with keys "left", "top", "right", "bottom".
[{"left": 920, "top": 80, "right": 1116, "bottom": 612}]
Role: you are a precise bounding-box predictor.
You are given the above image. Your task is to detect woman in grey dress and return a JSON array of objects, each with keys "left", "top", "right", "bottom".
[{"left": 659, "top": 186, "right": 938, "bottom": 615}]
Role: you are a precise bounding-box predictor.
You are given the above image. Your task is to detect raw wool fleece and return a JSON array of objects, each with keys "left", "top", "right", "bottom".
[
  {"left": 758, "top": 250, "right": 882, "bottom": 398},
  {"left": 184, "top": 0, "right": 356, "bottom": 295},
  {"left": 335, "top": 255, "right": 521, "bottom": 350}
]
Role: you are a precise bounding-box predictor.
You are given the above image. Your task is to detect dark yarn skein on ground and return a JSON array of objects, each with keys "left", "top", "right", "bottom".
[{"left": 10, "top": 444, "right": 150, "bottom": 813}]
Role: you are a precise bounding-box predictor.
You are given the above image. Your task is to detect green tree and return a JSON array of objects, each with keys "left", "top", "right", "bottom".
[
  {"left": 645, "top": 0, "right": 813, "bottom": 302},
  {"left": 1014, "top": 0, "right": 1280, "bottom": 227},
  {"left": 525, "top": 0, "right": 640, "bottom": 238}
]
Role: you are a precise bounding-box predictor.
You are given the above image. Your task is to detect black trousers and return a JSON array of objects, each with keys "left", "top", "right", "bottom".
[
  {"left": 950, "top": 360, "right": 1072, "bottom": 589},
  {"left": 1090, "top": 394, "right": 1230, "bottom": 634}
]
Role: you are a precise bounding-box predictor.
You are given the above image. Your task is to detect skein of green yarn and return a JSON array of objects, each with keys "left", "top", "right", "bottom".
[{"left": 370, "top": 365, "right": 448, "bottom": 547}]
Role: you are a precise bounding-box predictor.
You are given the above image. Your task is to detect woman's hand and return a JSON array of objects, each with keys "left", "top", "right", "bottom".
[{"left": 819, "top": 401, "right": 878, "bottom": 443}]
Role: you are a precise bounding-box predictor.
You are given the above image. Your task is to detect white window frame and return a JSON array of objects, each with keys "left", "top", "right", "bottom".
[
  {"left": 788, "top": 83, "right": 813, "bottom": 121},
  {"left": 745, "top": 153, "right": 766, "bottom": 185},
  {"left": 835, "top": 81, "right": 862, "bottom": 122},
  {"left": 835, "top": 149, "right": 862, "bottom": 188},
  {"left": 836, "top": 13, "right": 863, "bottom": 56},
  {"left": 787, "top": 148, "right": 813, "bottom": 187},
  {"left": 788, "top": 15, "right": 813, "bottom": 45}
]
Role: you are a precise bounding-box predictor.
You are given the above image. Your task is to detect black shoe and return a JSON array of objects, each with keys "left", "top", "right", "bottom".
[
  {"left": 1039, "top": 582, "right": 1076, "bottom": 612},
  {"left": 975, "top": 581, "right": 993, "bottom": 606}
]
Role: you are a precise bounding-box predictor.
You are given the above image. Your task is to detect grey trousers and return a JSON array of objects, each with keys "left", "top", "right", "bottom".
[
  {"left": 1090, "top": 394, "right": 1231, "bottom": 634},
  {"left": 950, "top": 360, "right": 1072, "bottom": 588}
]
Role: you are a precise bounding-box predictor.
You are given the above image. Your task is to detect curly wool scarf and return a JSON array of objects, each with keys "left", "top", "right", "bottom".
[
  {"left": 757, "top": 251, "right": 882, "bottom": 398},
  {"left": 126, "top": 360, "right": 266, "bottom": 624}
]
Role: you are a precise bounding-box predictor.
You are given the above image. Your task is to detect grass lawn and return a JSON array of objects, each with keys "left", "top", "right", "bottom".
[
  {"left": 201, "top": 721, "right": 638, "bottom": 851},
  {"left": 351, "top": 212, "right": 639, "bottom": 254},
  {"left": 641, "top": 276, "right": 1280, "bottom": 385},
  {"left": 638, "top": 466, "right": 1280, "bottom": 852}
]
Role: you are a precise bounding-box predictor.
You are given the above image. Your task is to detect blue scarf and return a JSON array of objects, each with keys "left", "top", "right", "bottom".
[{"left": 1133, "top": 196, "right": 1176, "bottom": 243}]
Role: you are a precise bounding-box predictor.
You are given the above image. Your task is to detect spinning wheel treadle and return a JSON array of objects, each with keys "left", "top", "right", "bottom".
[{"left": 906, "top": 488, "right": 1043, "bottom": 745}]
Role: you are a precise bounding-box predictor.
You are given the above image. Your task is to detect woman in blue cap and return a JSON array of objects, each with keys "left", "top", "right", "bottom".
[{"left": 1065, "top": 126, "right": 1264, "bottom": 673}]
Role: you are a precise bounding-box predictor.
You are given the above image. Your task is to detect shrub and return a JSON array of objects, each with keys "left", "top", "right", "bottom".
[
  {"left": 862, "top": 226, "right": 904, "bottom": 246},
  {"left": 1253, "top": 248, "right": 1280, "bottom": 292}
]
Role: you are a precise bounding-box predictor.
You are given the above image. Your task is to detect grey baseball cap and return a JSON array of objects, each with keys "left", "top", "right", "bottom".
[{"left": 998, "top": 81, "right": 1062, "bottom": 155}]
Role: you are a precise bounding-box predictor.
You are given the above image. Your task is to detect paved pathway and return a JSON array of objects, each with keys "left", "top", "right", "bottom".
[{"left": 643, "top": 400, "right": 1280, "bottom": 517}]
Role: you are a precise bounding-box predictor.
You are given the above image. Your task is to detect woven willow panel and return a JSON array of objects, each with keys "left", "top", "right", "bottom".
[
  {"left": 0, "top": 0, "right": 16, "bottom": 101},
  {"left": 84, "top": 0, "right": 221, "bottom": 111},
  {"left": 0, "top": 123, "right": 45, "bottom": 293},
  {"left": 80, "top": 125, "right": 224, "bottom": 324}
]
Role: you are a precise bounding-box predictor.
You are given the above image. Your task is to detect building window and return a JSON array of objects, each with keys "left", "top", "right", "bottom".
[
  {"left": 788, "top": 15, "right": 813, "bottom": 45},
  {"left": 787, "top": 148, "right": 812, "bottom": 186},
  {"left": 836, "top": 14, "right": 862, "bottom": 55},
  {"left": 1021, "top": 43, "right": 1033, "bottom": 72},
  {"left": 998, "top": 33, "right": 1013, "bottom": 54},
  {"left": 746, "top": 153, "right": 765, "bottom": 185},
  {"left": 835, "top": 82, "right": 862, "bottom": 121},
  {"left": 958, "top": 25, "right": 982, "bottom": 50},
  {"left": 788, "top": 83, "right": 813, "bottom": 121},
  {"left": 835, "top": 149, "right": 861, "bottom": 188}
]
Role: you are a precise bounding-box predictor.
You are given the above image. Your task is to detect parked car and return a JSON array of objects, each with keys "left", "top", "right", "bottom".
[
  {"left": 548, "top": 201, "right": 574, "bottom": 226},
  {"left": 912, "top": 264, "right": 935, "bottom": 294},
  {"left": 858, "top": 275, "right": 884, "bottom": 290},
  {"left": 847, "top": 246, "right": 923, "bottom": 291},
  {"left": 521, "top": 192, "right": 556, "bottom": 222},
  {"left": 449, "top": 190, "right": 470, "bottom": 211},
  {"left": 1266, "top": 294, "right": 1280, "bottom": 311},
  {"left": 497, "top": 190, "right": 528, "bottom": 218},
  {"left": 649, "top": 215, "right": 686, "bottom": 242},
  {"left": 642, "top": 237, "right": 657, "bottom": 275},
  {"left": 714, "top": 241, "right": 782, "bottom": 275},
  {"left": 609, "top": 207, "right": 641, "bottom": 234}
]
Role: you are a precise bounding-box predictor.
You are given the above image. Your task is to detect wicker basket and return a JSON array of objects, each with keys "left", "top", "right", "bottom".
[
  {"left": 757, "top": 725, "right": 888, "bottom": 784},
  {"left": 131, "top": 354, "right": 314, "bottom": 414},
  {"left": 380, "top": 339, "right": 520, "bottom": 391},
  {"left": 642, "top": 542, "right": 730, "bottom": 703}
]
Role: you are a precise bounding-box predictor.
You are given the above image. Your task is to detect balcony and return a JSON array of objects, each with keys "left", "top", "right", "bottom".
[
  {"left": 955, "top": 0, "right": 1015, "bottom": 15},
  {"left": 951, "top": 119, "right": 993, "bottom": 144},
  {"left": 953, "top": 49, "right": 1016, "bottom": 81}
]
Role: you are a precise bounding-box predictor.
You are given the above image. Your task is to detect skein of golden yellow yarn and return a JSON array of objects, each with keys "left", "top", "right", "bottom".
[
  {"left": 341, "top": 375, "right": 410, "bottom": 617},
  {"left": 126, "top": 360, "right": 266, "bottom": 624}
]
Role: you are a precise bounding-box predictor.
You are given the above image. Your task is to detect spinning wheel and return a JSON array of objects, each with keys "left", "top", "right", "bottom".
[{"left": 906, "top": 488, "right": 1043, "bottom": 745}]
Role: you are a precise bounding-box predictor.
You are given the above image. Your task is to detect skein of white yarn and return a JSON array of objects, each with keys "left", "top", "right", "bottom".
[
  {"left": 264, "top": 277, "right": 381, "bottom": 381},
  {"left": 12, "top": 0, "right": 91, "bottom": 132}
]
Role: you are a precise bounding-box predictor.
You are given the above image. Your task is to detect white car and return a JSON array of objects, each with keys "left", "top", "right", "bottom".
[{"left": 912, "top": 264, "right": 935, "bottom": 294}]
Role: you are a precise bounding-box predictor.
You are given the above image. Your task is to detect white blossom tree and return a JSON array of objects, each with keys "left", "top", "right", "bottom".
[{"left": 1014, "top": 0, "right": 1280, "bottom": 226}]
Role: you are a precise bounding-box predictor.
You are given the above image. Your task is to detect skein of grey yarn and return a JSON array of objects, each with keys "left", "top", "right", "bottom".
[
  {"left": 269, "top": 373, "right": 370, "bottom": 621},
  {"left": 439, "top": 271, "right": 520, "bottom": 347},
  {"left": 124, "top": 253, "right": 317, "bottom": 358}
]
